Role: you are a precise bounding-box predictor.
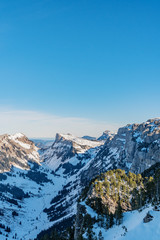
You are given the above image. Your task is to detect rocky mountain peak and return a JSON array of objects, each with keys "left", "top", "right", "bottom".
[
  {"left": 42, "top": 133, "right": 104, "bottom": 171},
  {"left": 0, "top": 133, "right": 40, "bottom": 172},
  {"left": 55, "top": 133, "right": 71, "bottom": 142}
]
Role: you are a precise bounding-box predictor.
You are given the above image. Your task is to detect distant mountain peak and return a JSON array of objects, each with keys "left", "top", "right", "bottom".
[{"left": 97, "top": 130, "right": 115, "bottom": 141}]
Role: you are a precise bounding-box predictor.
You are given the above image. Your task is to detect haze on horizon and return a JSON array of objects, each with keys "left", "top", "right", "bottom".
[{"left": 0, "top": 0, "right": 160, "bottom": 138}]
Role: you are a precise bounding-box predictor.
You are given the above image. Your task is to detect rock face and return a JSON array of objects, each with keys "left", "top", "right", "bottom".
[
  {"left": 143, "top": 212, "right": 154, "bottom": 223},
  {"left": 81, "top": 119, "right": 160, "bottom": 183},
  {"left": 107, "top": 118, "right": 160, "bottom": 174},
  {"left": 0, "top": 133, "right": 40, "bottom": 172}
]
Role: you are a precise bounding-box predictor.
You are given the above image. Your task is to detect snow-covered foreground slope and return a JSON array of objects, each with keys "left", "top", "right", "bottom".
[{"left": 85, "top": 203, "right": 160, "bottom": 240}]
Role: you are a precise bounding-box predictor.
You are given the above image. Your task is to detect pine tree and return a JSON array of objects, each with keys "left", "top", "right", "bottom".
[
  {"left": 104, "top": 207, "right": 108, "bottom": 229},
  {"left": 115, "top": 197, "right": 123, "bottom": 225},
  {"left": 145, "top": 176, "right": 155, "bottom": 203},
  {"left": 109, "top": 213, "right": 114, "bottom": 228},
  {"left": 155, "top": 170, "right": 160, "bottom": 203},
  {"left": 96, "top": 197, "right": 103, "bottom": 214}
]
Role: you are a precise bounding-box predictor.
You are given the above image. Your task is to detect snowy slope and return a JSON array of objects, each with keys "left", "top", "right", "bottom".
[
  {"left": 84, "top": 203, "right": 160, "bottom": 240},
  {"left": 0, "top": 165, "right": 58, "bottom": 240}
]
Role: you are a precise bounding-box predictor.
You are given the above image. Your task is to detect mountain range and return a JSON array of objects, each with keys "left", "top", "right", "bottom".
[{"left": 0, "top": 118, "right": 160, "bottom": 239}]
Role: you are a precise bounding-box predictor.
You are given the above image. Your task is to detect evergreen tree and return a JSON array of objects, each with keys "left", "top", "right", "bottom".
[
  {"left": 115, "top": 197, "right": 123, "bottom": 225},
  {"left": 155, "top": 170, "right": 160, "bottom": 203},
  {"left": 109, "top": 213, "right": 114, "bottom": 228},
  {"left": 104, "top": 206, "right": 110, "bottom": 229},
  {"left": 86, "top": 226, "right": 95, "bottom": 240},
  {"left": 96, "top": 197, "right": 103, "bottom": 214},
  {"left": 145, "top": 176, "right": 155, "bottom": 202}
]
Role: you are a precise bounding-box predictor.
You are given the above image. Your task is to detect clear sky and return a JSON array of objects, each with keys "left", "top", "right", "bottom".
[{"left": 0, "top": 0, "right": 160, "bottom": 137}]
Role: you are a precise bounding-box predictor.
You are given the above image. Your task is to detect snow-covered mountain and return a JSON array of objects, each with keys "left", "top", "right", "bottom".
[
  {"left": 41, "top": 133, "right": 103, "bottom": 171},
  {"left": 0, "top": 133, "right": 40, "bottom": 172}
]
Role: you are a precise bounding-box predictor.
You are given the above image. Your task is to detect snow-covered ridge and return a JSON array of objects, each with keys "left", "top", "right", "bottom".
[
  {"left": 9, "top": 132, "right": 25, "bottom": 140},
  {"left": 57, "top": 133, "right": 103, "bottom": 148}
]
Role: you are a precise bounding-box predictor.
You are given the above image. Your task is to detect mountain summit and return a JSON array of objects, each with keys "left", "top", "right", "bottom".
[{"left": 0, "top": 133, "right": 40, "bottom": 172}]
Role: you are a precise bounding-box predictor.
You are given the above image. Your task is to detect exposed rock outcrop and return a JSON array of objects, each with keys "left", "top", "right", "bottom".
[{"left": 143, "top": 212, "right": 153, "bottom": 223}]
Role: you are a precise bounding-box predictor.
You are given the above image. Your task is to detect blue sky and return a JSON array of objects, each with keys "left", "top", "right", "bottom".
[{"left": 0, "top": 0, "right": 160, "bottom": 137}]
